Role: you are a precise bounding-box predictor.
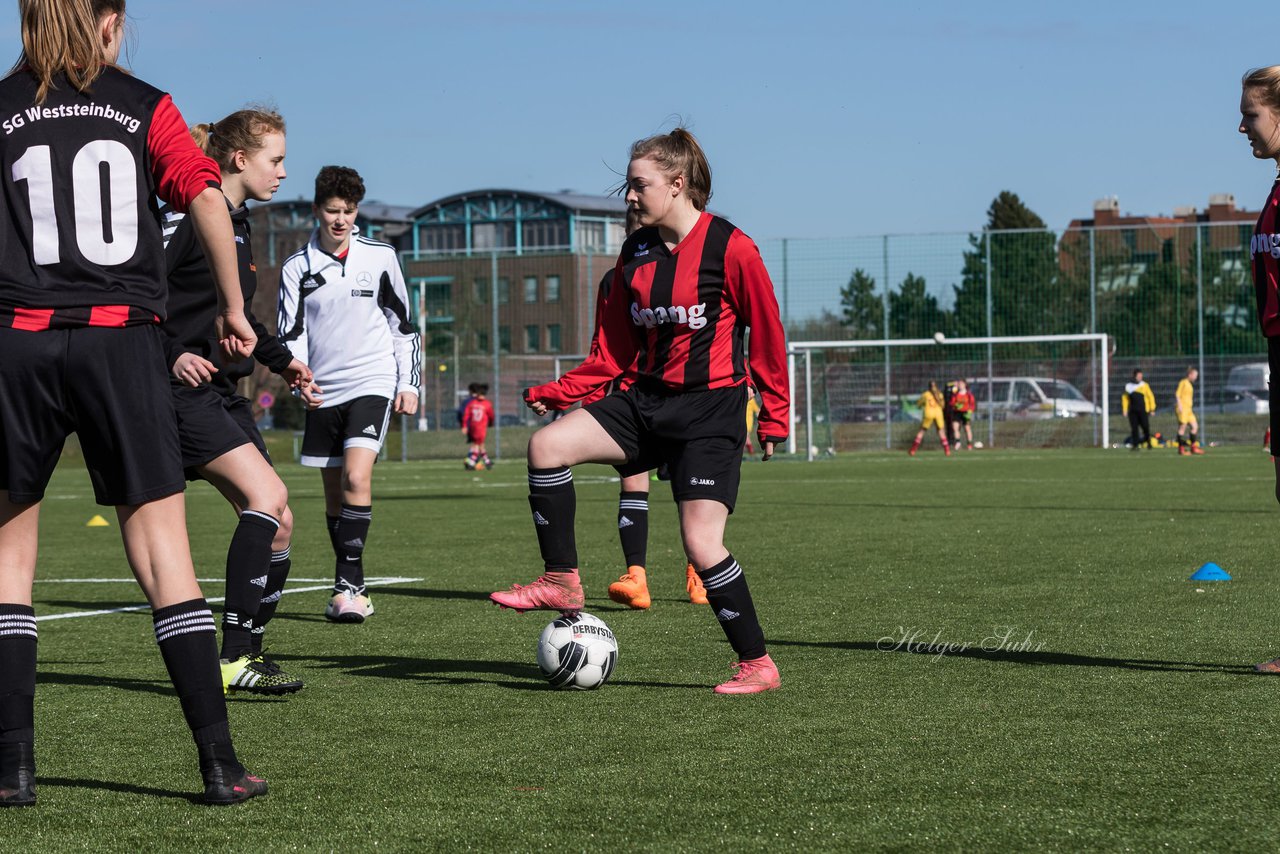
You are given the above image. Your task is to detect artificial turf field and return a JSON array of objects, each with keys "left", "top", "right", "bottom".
[{"left": 5, "top": 445, "right": 1280, "bottom": 851}]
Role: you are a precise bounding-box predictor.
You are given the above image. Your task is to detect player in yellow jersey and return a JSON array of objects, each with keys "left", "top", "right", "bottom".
[
  {"left": 744, "top": 382, "right": 761, "bottom": 455},
  {"left": 1174, "top": 367, "right": 1204, "bottom": 456},
  {"left": 909, "top": 381, "right": 951, "bottom": 456}
]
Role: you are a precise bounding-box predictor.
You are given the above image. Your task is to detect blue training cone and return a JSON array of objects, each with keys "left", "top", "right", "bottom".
[{"left": 1190, "top": 562, "right": 1231, "bottom": 581}]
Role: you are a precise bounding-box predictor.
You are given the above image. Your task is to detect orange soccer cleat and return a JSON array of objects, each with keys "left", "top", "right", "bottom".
[
  {"left": 685, "top": 564, "right": 708, "bottom": 605},
  {"left": 608, "top": 566, "right": 651, "bottom": 610}
]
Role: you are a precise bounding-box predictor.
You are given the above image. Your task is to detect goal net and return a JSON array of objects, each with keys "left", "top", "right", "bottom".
[{"left": 788, "top": 334, "right": 1111, "bottom": 459}]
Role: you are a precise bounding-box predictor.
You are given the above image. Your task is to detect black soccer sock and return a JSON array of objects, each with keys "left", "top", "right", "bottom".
[
  {"left": 250, "top": 546, "right": 292, "bottom": 655},
  {"left": 617, "top": 491, "right": 649, "bottom": 568},
  {"left": 152, "top": 599, "right": 239, "bottom": 769},
  {"left": 221, "top": 510, "right": 279, "bottom": 660},
  {"left": 0, "top": 605, "right": 37, "bottom": 750},
  {"left": 326, "top": 513, "right": 341, "bottom": 559},
  {"left": 335, "top": 504, "right": 372, "bottom": 594},
  {"left": 528, "top": 466, "right": 577, "bottom": 572},
  {"left": 697, "top": 555, "right": 767, "bottom": 661},
  {"left": 1191, "top": 432, "right": 1199, "bottom": 446}
]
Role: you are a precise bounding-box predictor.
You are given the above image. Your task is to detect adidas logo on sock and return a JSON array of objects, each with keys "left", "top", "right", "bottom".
[
  {"left": 362, "top": 424, "right": 379, "bottom": 436},
  {"left": 618, "top": 516, "right": 633, "bottom": 529},
  {"left": 250, "top": 575, "right": 268, "bottom": 588},
  {"left": 715, "top": 608, "right": 741, "bottom": 622},
  {"left": 344, "top": 538, "right": 364, "bottom": 548},
  {"left": 533, "top": 511, "right": 549, "bottom": 526}
]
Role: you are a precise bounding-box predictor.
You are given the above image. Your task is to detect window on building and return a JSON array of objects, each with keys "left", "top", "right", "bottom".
[
  {"left": 545, "top": 275, "right": 561, "bottom": 303},
  {"left": 522, "top": 219, "right": 569, "bottom": 249},
  {"left": 499, "top": 326, "right": 511, "bottom": 353},
  {"left": 523, "top": 276, "right": 538, "bottom": 303},
  {"left": 422, "top": 282, "right": 451, "bottom": 320},
  {"left": 473, "top": 222, "right": 515, "bottom": 251},
  {"left": 477, "top": 330, "right": 488, "bottom": 352},
  {"left": 497, "top": 277, "right": 510, "bottom": 305},
  {"left": 525, "top": 325, "right": 539, "bottom": 352},
  {"left": 473, "top": 278, "right": 488, "bottom": 303},
  {"left": 547, "top": 324, "right": 561, "bottom": 353},
  {"left": 421, "top": 224, "right": 465, "bottom": 253},
  {"left": 577, "top": 220, "right": 605, "bottom": 251}
]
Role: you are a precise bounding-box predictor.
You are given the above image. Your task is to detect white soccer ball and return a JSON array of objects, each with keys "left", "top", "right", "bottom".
[
  {"left": 537, "top": 612, "right": 618, "bottom": 690},
  {"left": 810, "top": 445, "right": 820, "bottom": 457},
  {"left": 933, "top": 332, "right": 946, "bottom": 344},
  {"left": 974, "top": 441, "right": 984, "bottom": 449}
]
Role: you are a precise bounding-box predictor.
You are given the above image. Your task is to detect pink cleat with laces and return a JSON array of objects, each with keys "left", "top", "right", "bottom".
[
  {"left": 490, "top": 570, "right": 585, "bottom": 613},
  {"left": 713, "top": 654, "right": 781, "bottom": 694}
]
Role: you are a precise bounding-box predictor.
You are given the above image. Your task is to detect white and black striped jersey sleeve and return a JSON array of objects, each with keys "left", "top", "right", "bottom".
[{"left": 376, "top": 246, "right": 421, "bottom": 396}]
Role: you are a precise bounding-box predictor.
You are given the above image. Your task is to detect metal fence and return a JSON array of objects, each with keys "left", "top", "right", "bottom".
[{"left": 247, "top": 220, "right": 1268, "bottom": 460}]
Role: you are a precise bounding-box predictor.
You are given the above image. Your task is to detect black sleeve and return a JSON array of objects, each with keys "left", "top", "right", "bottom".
[{"left": 248, "top": 306, "right": 296, "bottom": 374}]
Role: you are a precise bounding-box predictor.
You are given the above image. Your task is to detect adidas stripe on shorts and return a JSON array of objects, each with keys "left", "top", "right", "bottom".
[{"left": 300, "top": 395, "right": 392, "bottom": 468}]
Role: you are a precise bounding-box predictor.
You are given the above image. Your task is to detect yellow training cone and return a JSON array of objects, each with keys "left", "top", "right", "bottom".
[{"left": 86, "top": 515, "right": 110, "bottom": 527}]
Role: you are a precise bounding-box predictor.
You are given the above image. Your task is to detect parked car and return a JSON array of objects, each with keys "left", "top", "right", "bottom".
[
  {"left": 967, "top": 377, "right": 1100, "bottom": 420},
  {"left": 827, "top": 403, "right": 911, "bottom": 423},
  {"left": 1204, "top": 388, "right": 1269, "bottom": 415},
  {"left": 1226, "top": 362, "right": 1269, "bottom": 396}
]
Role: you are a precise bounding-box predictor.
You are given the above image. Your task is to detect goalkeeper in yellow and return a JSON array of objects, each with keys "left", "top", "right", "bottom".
[
  {"left": 1175, "top": 367, "right": 1204, "bottom": 456},
  {"left": 909, "top": 381, "right": 951, "bottom": 456},
  {"left": 1122, "top": 369, "right": 1157, "bottom": 449}
]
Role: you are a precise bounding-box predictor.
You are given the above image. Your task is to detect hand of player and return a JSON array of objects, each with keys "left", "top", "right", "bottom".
[
  {"left": 215, "top": 309, "right": 257, "bottom": 361},
  {"left": 394, "top": 391, "right": 419, "bottom": 415},
  {"left": 298, "top": 380, "right": 324, "bottom": 409},
  {"left": 760, "top": 432, "right": 776, "bottom": 462},
  {"left": 172, "top": 352, "right": 217, "bottom": 388},
  {"left": 280, "top": 358, "right": 313, "bottom": 390},
  {"left": 527, "top": 398, "right": 549, "bottom": 417}
]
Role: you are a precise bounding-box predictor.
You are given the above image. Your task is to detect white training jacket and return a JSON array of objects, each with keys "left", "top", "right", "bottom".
[{"left": 277, "top": 227, "right": 421, "bottom": 408}]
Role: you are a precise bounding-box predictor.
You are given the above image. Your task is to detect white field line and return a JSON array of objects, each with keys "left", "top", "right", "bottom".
[{"left": 34, "top": 576, "right": 422, "bottom": 622}]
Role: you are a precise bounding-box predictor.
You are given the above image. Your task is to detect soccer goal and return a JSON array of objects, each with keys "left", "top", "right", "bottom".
[{"left": 788, "top": 334, "right": 1111, "bottom": 459}]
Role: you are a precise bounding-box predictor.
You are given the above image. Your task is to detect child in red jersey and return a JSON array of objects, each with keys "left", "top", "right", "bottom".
[
  {"left": 491, "top": 128, "right": 788, "bottom": 694},
  {"left": 0, "top": 0, "right": 264, "bottom": 806},
  {"left": 948, "top": 379, "right": 977, "bottom": 450},
  {"left": 462, "top": 383, "right": 496, "bottom": 469},
  {"left": 1240, "top": 66, "right": 1280, "bottom": 674}
]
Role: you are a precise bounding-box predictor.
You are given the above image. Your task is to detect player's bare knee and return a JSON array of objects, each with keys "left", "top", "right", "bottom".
[
  {"left": 527, "top": 428, "right": 566, "bottom": 468},
  {"left": 275, "top": 506, "right": 295, "bottom": 547}
]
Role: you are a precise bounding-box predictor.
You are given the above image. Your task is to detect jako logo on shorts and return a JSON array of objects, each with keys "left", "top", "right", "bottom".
[
  {"left": 631, "top": 302, "right": 708, "bottom": 330},
  {"left": 1250, "top": 233, "right": 1280, "bottom": 260}
]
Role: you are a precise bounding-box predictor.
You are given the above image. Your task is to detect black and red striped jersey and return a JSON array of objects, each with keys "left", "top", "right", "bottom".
[
  {"left": 1253, "top": 179, "right": 1280, "bottom": 336},
  {"left": 528, "top": 211, "right": 790, "bottom": 441},
  {"left": 0, "top": 67, "right": 220, "bottom": 330}
]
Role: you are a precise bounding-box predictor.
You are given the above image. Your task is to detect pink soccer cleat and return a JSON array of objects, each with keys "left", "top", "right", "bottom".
[
  {"left": 1255, "top": 657, "right": 1280, "bottom": 674},
  {"left": 713, "top": 654, "right": 781, "bottom": 695},
  {"left": 490, "top": 571, "right": 584, "bottom": 613}
]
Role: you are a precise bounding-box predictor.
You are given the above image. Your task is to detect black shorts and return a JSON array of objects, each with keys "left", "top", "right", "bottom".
[
  {"left": 1270, "top": 337, "right": 1280, "bottom": 456},
  {"left": 172, "top": 385, "right": 270, "bottom": 480},
  {"left": 586, "top": 384, "right": 747, "bottom": 511},
  {"left": 301, "top": 395, "right": 392, "bottom": 468},
  {"left": 0, "top": 325, "right": 183, "bottom": 506}
]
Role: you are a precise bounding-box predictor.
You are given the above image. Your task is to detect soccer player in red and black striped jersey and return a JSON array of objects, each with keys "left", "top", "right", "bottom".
[
  {"left": 490, "top": 128, "right": 789, "bottom": 694},
  {"left": 1240, "top": 66, "right": 1280, "bottom": 674},
  {"left": 0, "top": 0, "right": 265, "bottom": 806}
]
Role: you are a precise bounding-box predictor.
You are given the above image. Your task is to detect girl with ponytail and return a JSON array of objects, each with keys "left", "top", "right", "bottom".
[
  {"left": 492, "top": 127, "right": 790, "bottom": 694},
  {"left": 0, "top": 0, "right": 265, "bottom": 806},
  {"left": 160, "top": 107, "right": 316, "bottom": 699}
]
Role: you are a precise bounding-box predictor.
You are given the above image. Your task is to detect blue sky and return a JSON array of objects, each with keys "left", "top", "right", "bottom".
[{"left": 1, "top": 1, "right": 1275, "bottom": 240}]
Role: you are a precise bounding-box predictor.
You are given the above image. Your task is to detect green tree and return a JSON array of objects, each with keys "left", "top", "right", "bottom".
[
  {"left": 838, "top": 268, "right": 883, "bottom": 338},
  {"left": 890, "top": 273, "right": 948, "bottom": 339},
  {"left": 952, "top": 191, "right": 1077, "bottom": 342}
]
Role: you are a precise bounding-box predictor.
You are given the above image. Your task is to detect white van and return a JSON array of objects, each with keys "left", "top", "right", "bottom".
[
  {"left": 967, "top": 377, "right": 1100, "bottom": 420},
  {"left": 1226, "top": 363, "right": 1269, "bottom": 395}
]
